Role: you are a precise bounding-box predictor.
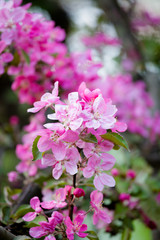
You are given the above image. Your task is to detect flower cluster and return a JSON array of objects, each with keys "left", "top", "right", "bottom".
[
  {"left": 22, "top": 186, "right": 113, "bottom": 239},
  {"left": 0, "top": 0, "right": 101, "bottom": 104},
  {"left": 28, "top": 81, "right": 126, "bottom": 191}
]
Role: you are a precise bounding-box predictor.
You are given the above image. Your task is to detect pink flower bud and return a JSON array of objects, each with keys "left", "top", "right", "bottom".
[
  {"left": 111, "top": 168, "right": 119, "bottom": 177},
  {"left": 9, "top": 115, "right": 19, "bottom": 126},
  {"left": 119, "top": 193, "right": 130, "bottom": 202},
  {"left": 126, "top": 169, "right": 136, "bottom": 179},
  {"left": 73, "top": 188, "right": 85, "bottom": 198},
  {"left": 8, "top": 171, "right": 18, "bottom": 182}
]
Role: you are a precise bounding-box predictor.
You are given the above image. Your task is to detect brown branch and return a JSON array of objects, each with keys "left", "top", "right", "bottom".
[
  {"left": 0, "top": 226, "right": 16, "bottom": 240},
  {"left": 69, "top": 174, "right": 76, "bottom": 221},
  {"left": 11, "top": 182, "right": 42, "bottom": 215},
  {"left": 99, "top": 0, "right": 145, "bottom": 66}
]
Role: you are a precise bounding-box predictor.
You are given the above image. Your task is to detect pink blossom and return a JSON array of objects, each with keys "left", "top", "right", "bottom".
[
  {"left": 48, "top": 92, "right": 83, "bottom": 131},
  {"left": 83, "top": 155, "right": 115, "bottom": 191},
  {"left": 65, "top": 214, "right": 88, "bottom": 240},
  {"left": 82, "top": 94, "right": 117, "bottom": 129},
  {"left": 23, "top": 196, "right": 42, "bottom": 221},
  {"left": 41, "top": 188, "right": 67, "bottom": 209},
  {"left": 78, "top": 82, "right": 101, "bottom": 103},
  {"left": 90, "top": 190, "right": 112, "bottom": 225},
  {"left": 29, "top": 211, "right": 63, "bottom": 239},
  {"left": 28, "top": 81, "right": 60, "bottom": 113}
]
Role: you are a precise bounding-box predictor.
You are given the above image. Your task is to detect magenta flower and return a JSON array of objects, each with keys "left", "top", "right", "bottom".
[
  {"left": 29, "top": 211, "right": 63, "bottom": 239},
  {"left": 90, "top": 190, "right": 112, "bottom": 225},
  {"left": 65, "top": 214, "right": 88, "bottom": 240},
  {"left": 28, "top": 81, "right": 60, "bottom": 113},
  {"left": 23, "top": 196, "right": 42, "bottom": 222}
]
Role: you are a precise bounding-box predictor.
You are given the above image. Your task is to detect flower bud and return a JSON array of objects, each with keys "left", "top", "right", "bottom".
[
  {"left": 119, "top": 193, "right": 130, "bottom": 202},
  {"left": 73, "top": 188, "right": 85, "bottom": 198},
  {"left": 8, "top": 171, "right": 18, "bottom": 182},
  {"left": 111, "top": 168, "right": 119, "bottom": 177},
  {"left": 126, "top": 169, "right": 136, "bottom": 179}
]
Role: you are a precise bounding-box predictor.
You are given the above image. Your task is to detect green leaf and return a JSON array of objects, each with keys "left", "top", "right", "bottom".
[
  {"left": 14, "top": 236, "right": 31, "bottom": 240},
  {"left": 1, "top": 206, "right": 11, "bottom": 224},
  {"left": 11, "top": 204, "right": 33, "bottom": 219},
  {"left": 86, "top": 231, "right": 99, "bottom": 240},
  {"left": 121, "top": 228, "right": 132, "bottom": 240},
  {"left": 32, "top": 136, "right": 43, "bottom": 161},
  {"left": 80, "top": 133, "right": 97, "bottom": 143},
  {"left": 101, "top": 132, "right": 129, "bottom": 151},
  {"left": 22, "top": 50, "right": 30, "bottom": 64},
  {"left": 25, "top": 216, "right": 46, "bottom": 228}
]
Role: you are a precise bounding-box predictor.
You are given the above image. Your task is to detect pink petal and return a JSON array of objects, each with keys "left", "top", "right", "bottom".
[
  {"left": 42, "top": 154, "right": 56, "bottom": 167},
  {"left": 29, "top": 226, "right": 46, "bottom": 238},
  {"left": 101, "top": 153, "right": 116, "bottom": 170},
  {"left": 41, "top": 201, "right": 56, "bottom": 209},
  {"left": 78, "top": 223, "right": 88, "bottom": 233},
  {"left": 2, "top": 52, "right": 13, "bottom": 63},
  {"left": 52, "top": 142, "right": 66, "bottom": 161},
  {"left": 83, "top": 167, "right": 94, "bottom": 178},
  {"left": 94, "top": 175, "right": 104, "bottom": 191},
  {"left": 23, "top": 212, "right": 37, "bottom": 222},
  {"left": 51, "top": 81, "right": 59, "bottom": 96},
  {"left": 100, "top": 173, "right": 115, "bottom": 187},
  {"left": 68, "top": 92, "right": 79, "bottom": 104},
  {"left": 55, "top": 188, "right": 66, "bottom": 202},
  {"left": 52, "top": 162, "right": 62, "bottom": 179},
  {"left": 30, "top": 196, "right": 41, "bottom": 211},
  {"left": 70, "top": 118, "right": 83, "bottom": 131},
  {"left": 98, "top": 209, "right": 112, "bottom": 224},
  {"left": 38, "top": 137, "right": 52, "bottom": 152},
  {"left": 74, "top": 214, "right": 85, "bottom": 226},
  {"left": 65, "top": 161, "right": 78, "bottom": 175},
  {"left": 90, "top": 190, "right": 103, "bottom": 204}
]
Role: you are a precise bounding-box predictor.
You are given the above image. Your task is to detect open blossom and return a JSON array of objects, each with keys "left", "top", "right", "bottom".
[
  {"left": 28, "top": 81, "right": 60, "bottom": 113},
  {"left": 83, "top": 155, "right": 116, "bottom": 191},
  {"left": 23, "top": 196, "right": 42, "bottom": 221},
  {"left": 42, "top": 146, "right": 80, "bottom": 180},
  {"left": 41, "top": 188, "right": 67, "bottom": 209},
  {"left": 29, "top": 211, "right": 63, "bottom": 239},
  {"left": 65, "top": 214, "right": 88, "bottom": 240},
  {"left": 82, "top": 94, "right": 117, "bottom": 129},
  {"left": 90, "top": 190, "right": 112, "bottom": 225},
  {"left": 48, "top": 92, "right": 83, "bottom": 131}
]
